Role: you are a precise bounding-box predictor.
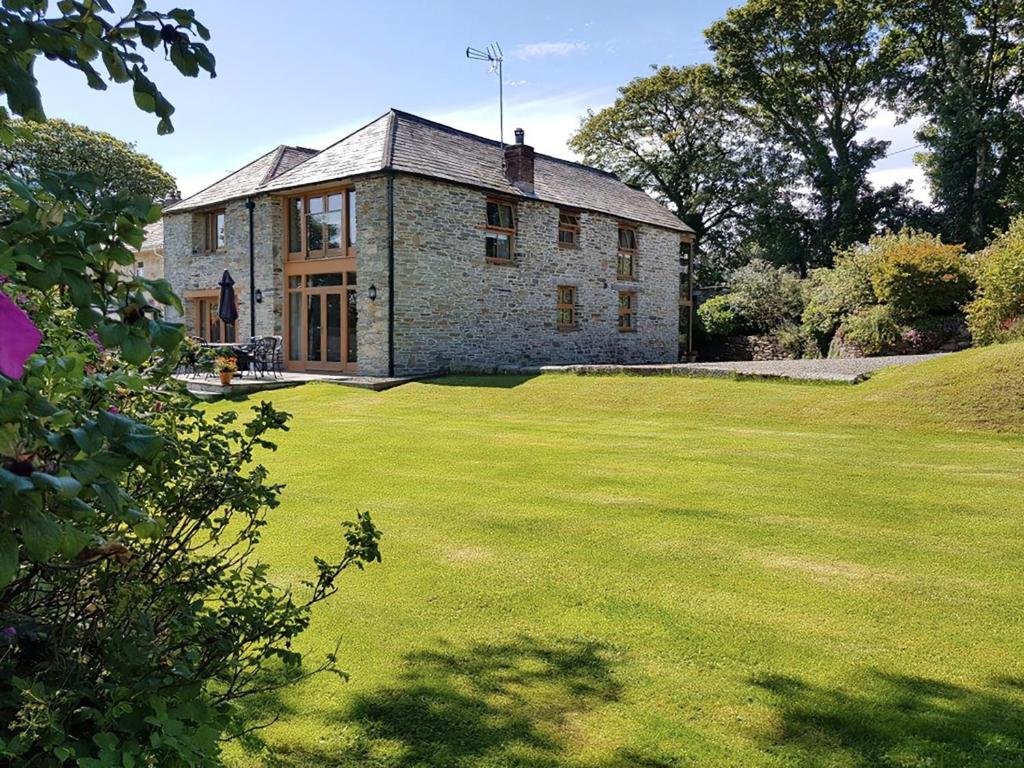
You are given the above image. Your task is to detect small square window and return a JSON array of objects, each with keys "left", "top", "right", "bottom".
[
  {"left": 617, "top": 226, "right": 637, "bottom": 252},
  {"left": 485, "top": 199, "right": 515, "bottom": 261},
  {"left": 618, "top": 291, "right": 637, "bottom": 332},
  {"left": 207, "top": 209, "right": 226, "bottom": 251},
  {"left": 486, "top": 232, "right": 512, "bottom": 260},
  {"left": 557, "top": 285, "right": 576, "bottom": 328},
  {"left": 486, "top": 201, "right": 514, "bottom": 229},
  {"left": 558, "top": 211, "right": 580, "bottom": 246}
]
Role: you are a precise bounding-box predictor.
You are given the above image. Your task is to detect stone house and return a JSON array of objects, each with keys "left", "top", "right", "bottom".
[{"left": 162, "top": 109, "right": 695, "bottom": 376}]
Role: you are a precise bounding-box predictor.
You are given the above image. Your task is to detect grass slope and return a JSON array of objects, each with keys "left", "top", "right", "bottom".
[{"left": 219, "top": 344, "right": 1024, "bottom": 768}]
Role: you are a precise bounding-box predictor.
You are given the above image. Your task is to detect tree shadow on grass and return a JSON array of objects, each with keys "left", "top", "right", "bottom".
[
  {"left": 752, "top": 670, "right": 1024, "bottom": 767},
  {"left": 242, "top": 635, "right": 680, "bottom": 768}
]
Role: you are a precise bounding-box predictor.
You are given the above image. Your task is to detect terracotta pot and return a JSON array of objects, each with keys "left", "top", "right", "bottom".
[{"left": 219, "top": 371, "right": 234, "bottom": 386}]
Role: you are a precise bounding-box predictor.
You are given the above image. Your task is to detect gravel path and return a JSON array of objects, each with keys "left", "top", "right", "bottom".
[
  {"left": 671, "top": 354, "right": 946, "bottom": 383},
  {"left": 525, "top": 353, "right": 946, "bottom": 384}
]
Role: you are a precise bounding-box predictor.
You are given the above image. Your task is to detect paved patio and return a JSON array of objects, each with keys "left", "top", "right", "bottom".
[
  {"left": 518, "top": 353, "right": 946, "bottom": 384},
  {"left": 177, "top": 371, "right": 438, "bottom": 399}
]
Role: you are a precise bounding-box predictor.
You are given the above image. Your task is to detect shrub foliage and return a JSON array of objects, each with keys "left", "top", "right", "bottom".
[
  {"left": 0, "top": 3, "right": 381, "bottom": 764},
  {"left": 966, "top": 214, "right": 1024, "bottom": 345}
]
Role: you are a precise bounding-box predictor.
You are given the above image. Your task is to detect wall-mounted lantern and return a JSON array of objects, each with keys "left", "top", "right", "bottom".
[
  {"left": 254, "top": 288, "right": 263, "bottom": 304},
  {"left": 368, "top": 284, "right": 378, "bottom": 301}
]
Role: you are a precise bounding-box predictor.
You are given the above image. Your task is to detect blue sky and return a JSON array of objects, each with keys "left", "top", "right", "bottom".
[{"left": 33, "top": 0, "right": 924, "bottom": 199}]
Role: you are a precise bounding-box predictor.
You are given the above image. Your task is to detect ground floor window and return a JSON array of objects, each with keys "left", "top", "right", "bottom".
[
  {"left": 618, "top": 291, "right": 636, "bottom": 332},
  {"left": 191, "top": 293, "right": 235, "bottom": 343},
  {"left": 557, "top": 285, "right": 576, "bottom": 328}
]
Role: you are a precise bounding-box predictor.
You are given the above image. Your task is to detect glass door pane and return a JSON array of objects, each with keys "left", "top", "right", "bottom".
[
  {"left": 326, "top": 293, "right": 342, "bottom": 363},
  {"left": 347, "top": 289, "right": 357, "bottom": 363},
  {"left": 306, "top": 294, "right": 322, "bottom": 362},
  {"left": 288, "top": 292, "right": 301, "bottom": 361}
]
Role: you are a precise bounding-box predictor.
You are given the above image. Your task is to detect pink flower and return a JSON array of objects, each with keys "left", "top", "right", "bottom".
[
  {"left": 107, "top": 406, "right": 120, "bottom": 415},
  {"left": 0, "top": 292, "right": 42, "bottom": 379}
]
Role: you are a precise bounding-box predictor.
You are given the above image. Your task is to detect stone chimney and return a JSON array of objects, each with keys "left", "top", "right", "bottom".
[{"left": 504, "top": 127, "right": 535, "bottom": 193}]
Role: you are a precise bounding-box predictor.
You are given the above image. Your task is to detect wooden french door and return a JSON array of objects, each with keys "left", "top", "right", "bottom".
[{"left": 284, "top": 258, "right": 357, "bottom": 373}]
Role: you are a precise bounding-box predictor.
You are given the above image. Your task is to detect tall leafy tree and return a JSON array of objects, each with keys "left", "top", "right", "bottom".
[
  {"left": 0, "top": 118, "right": 176, "bottom": 199},
  {"left": 882, "top": 0, "right": 1024, "bottom": 249},
  {"left": 569, "top": 64, "right": 798, "bottom": 281},
  {"left": 706, "top": 0, "right": 906, "bottom": 267}
]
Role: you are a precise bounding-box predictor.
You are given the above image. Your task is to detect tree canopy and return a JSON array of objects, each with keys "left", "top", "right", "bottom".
[
  {"left": 706, "top": 0, "right": 909, "bottom": 268},
  {"left": 570, "top": 65, "right": 797, "bottom": 279},
  {"left": 882, "top": 0, "right": 1024, "bottom": 249},
  {"left": 0, "top": 118, "right": 176, "bottom": 203}
]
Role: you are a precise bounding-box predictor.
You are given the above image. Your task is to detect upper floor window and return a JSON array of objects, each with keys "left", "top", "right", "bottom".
[
  {"left": 557, "top": 285, "right": 577, "bottom": 328},
  {"left": 286, "top": 189, "right": 356, "bottom": 259},
  {"left": 485, "top": 199, "right": 515, "bottom": 262},
  {"left": 206, "top": 209, "right": 225, "bottom": 251},
  {"left": 617, "top": 224, "right": 638, "bottom": 279},
  {"left": 558, "top": 211, "right": 580, "bottom": 247}
]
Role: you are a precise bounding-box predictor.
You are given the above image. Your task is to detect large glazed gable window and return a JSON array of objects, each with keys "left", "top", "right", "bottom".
[
  {"left": 206, "top": 209, "right": 225, "bottom": 252},
  {"left": 286, "top": 188, "right": 356, "bottom": 260},
  {"left": 485, "top": 199, "right": 515, "bottom": 262},
  {"left": 617, "top": 224, "right": 638, "bottom": 280}
]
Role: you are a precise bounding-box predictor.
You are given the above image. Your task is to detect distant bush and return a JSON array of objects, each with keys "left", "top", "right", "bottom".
[
  {"left": 801, "top": 252, "right": 875, "bottom": 347},
  {"left": 773, "top": 321, "right": 819, "bottom": 359},
  {"left": 833, "top": 304, "right": 901, "bottom": 357},
  {"left": 861, "top": 230, "right": 972, "bottom": 320},
  {"left": 725, "top": 259, "right": 804, "bottom": 333},
  {"left": 966, "top": 215, "right": 1024, "bottom": 345},
  {"left": 697, "top": 294, "right": 742, "bottom": 337}
]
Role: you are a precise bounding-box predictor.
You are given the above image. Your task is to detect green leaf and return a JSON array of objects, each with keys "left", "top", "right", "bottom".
[
  {"left": 0, "top": 531, "right": 18, "bottom": 589},
  {"left": 19, "top": 513, "right": 62, "bottom": 562},
  {"left": 58, "top": 523, "right": 91, "bottom": 559},
  {"left": 31, "top": 472, "right": 83, "bottom": 499},
  {"left": 120, "top": 334, "right": 151, "bottom": 365},
  {"left": 123, "top": 432, "right": 163, "bottom": 461}
]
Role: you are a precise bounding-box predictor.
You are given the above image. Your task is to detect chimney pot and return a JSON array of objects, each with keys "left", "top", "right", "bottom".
[{"left": 514, "top": 127, "right": 525, "bottom": 145}]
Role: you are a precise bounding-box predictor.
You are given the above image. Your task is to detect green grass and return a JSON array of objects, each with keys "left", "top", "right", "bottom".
[{"left": 219, "top": 344, "right": 1024, "bottom": 768}]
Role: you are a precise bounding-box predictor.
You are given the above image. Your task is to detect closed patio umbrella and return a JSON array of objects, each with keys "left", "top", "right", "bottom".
[{"left": 217, "top": 270, "right": 238, "bottom": 341}]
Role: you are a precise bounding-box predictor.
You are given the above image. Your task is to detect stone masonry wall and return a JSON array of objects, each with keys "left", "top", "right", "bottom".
[
  {"left": 388, "top": 174, "right": 681, "bottom": 375},
  {"left": 163, "top": 196, "right": 282, "bottom": 339}
]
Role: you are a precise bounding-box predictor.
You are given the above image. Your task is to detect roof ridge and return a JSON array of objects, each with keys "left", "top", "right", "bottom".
[
  {"left": 165, "top": 144, "right": 283, "bottom": 211},
  {"left": 389, "top": 109, "right": 621, "bottom": 180},
  {"left": 381, "top": 109, "right": 397, "bottom": 169},
  {"left": 254, "top": 112, "right": 393, "bottom": 191},
  {"left": 259, "top": 146, "right": 289, "bottom": 186}
]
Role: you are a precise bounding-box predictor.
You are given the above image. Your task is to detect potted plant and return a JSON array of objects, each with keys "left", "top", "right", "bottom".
[{"left": 213, "top": 355, "right": 238, "bottom": 386}]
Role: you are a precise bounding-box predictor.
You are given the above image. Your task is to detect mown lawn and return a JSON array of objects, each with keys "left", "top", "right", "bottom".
[{"left": 220, "top": 344, "right": 1024, "bottom": 768}]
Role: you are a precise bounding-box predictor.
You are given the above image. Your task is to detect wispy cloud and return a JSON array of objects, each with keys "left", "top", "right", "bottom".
[{"left": 512, "top": 41, "right": 588, "bottom": 60}]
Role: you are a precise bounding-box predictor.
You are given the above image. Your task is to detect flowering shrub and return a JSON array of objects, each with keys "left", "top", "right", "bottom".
[
  {"left": 965, "top": 214, "right": 1024, "bottom": 344},
  {"left": 213, "top": 355, "right": 238, "bottom": 373}
]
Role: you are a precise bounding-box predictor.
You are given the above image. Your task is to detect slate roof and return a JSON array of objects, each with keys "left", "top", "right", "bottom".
[
  {"left": 168, "top": 109, "right": 692, "bottom": 233},
  {"left": 140, "top": 218, "right": 164, "bottom": 252},
  {"left": 164, "top": 144, "right": 318, "bottom": 213}
]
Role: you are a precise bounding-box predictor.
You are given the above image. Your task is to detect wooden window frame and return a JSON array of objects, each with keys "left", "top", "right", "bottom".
[
  {"left": 558, "top": 210, "right": 580, "bottom": 248},
  {"left": 206, "top": 208, "right": 226, "bottom": 252},
  {"left": 556, "top": 285, "right": 577, "bottom": 329},
  {"left": 186, "top": 289, "right": 236, "bottom": 343},
  {"left": 284, "top": 187, "right": 357, "bottom": 261},
  {"left": 618, "top": 290, "right": 637, "bottom": 332},
  {"left": 617, "top": 223, "right": 638, "bottom": 280},
  {"left": 485, "top": 198, "right": 516, "bottom": 264}
]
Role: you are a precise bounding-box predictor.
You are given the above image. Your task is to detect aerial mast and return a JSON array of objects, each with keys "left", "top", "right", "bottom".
[{"left": 465, "top": 42, "right": 505, "bottom": 162}]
